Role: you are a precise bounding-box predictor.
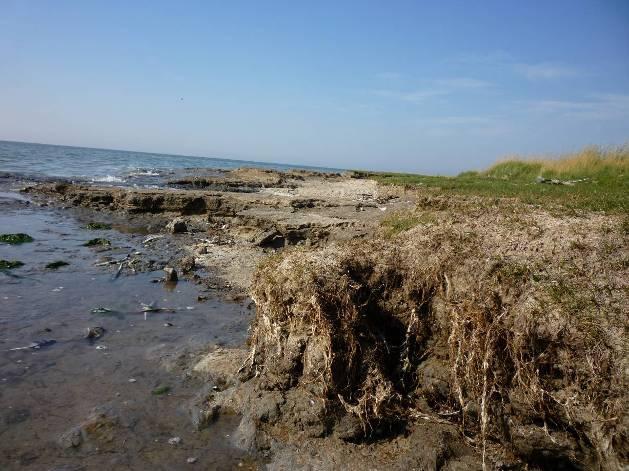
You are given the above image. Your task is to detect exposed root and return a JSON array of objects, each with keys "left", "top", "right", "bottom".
[{"left": 241, "top": 208, "right": 628, "bottom": 469}]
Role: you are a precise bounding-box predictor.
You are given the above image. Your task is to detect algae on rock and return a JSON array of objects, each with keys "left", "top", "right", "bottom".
[
  {"left": 0, "top": 233, "right": 34, "bottom": 244},
  {"left": 0, "top": 260, "right": 24, "bottom": 269}
]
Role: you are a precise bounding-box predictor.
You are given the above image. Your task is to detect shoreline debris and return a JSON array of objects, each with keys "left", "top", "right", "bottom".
[{"left": 9, "top": 339, "right": 56, "bottom": 351}]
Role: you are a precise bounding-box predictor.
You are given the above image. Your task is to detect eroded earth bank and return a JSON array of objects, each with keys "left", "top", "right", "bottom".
[{"left": 6, "top": 167, "right": 628, "bottom": 470}]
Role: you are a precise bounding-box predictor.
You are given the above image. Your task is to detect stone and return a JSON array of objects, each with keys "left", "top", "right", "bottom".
[
  {"left": 58, "top": 427, "right": 83, "bottom": 448},
  {"left": 164, "top": 266, "right": 178, "bottom": 282},
  {"left": 166, "top": 218, "right": 187, "bottom": 234},
  {"left": 168, "top": 436, "right": 182, "bottom": 445},
  {"left": 85, "top": 326, "right": 105, "bottom": 339},
  {"left": 179, "top": 255, "right": 195, "bottom": 273}
]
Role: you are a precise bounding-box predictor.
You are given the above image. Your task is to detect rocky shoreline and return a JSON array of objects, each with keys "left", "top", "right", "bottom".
[
  {"left": 22, "top": 168, "right": 408, "bottom": 297},
  {"left": 9, "top": 167, "right": 628, "bottom": 470}
]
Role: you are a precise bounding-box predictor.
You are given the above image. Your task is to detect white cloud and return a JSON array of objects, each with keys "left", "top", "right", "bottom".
[
  {"left": 434, "top": 78, "right": 492, "bottom": 89},
  {"left": 515, "top": 62, "right": 578, "bottom": 80},
  {"left": 450, "top": 52, "right": 580, "bottom": 81},
  {"left": 527, "top": 93, "right": 629, "bottom": 120},
  {"left": 370, "top": 77, "right": 491, "bottom": 104}
]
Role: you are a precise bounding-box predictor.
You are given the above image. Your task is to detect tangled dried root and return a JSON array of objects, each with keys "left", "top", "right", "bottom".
[{"left": 245, "top": 210, "right": 628, "bottom": 469}]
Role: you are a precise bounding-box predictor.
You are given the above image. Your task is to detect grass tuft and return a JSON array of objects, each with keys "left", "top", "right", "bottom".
[{"left": 380, "top": 212, "right": 436, "bottom": 236}]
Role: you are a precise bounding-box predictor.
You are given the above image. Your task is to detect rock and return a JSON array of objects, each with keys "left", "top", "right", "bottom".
[
  {"left": 46, "top": 260, "right": 70, "bottom": 269},
  {"left": 58, "top": 426, "right": 83, "bottom": 448},
  {"left": 83, "top": 238, "right": 111, "bottom": 247},
  {"left": 189, "top": 401, "right": 220, "bottom": 431},
  {"left": 232, "top": 415, "right": 257, "bottom": 452},
  {"left": 85, "top": 326, "right": 105, "bottom": 339},
  {"left": 179, "top": 255, "right": 195, "bottom": 273},
  {"left": 166, "top": 218, "right": 187, "bottom": 234},
  {"left": 164, "top": 266, "right": 178, "bottom": 282},
  {"left": 168, "top": 436, "right": 182, "bottom": 445}
]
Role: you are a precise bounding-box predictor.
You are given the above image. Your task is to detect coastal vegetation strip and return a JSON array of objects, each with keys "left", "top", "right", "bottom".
[{"left": 356, "top": 145, "right": 629, "bottom": 213}]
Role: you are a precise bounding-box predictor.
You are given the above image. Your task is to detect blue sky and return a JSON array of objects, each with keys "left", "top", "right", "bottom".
[{"left": 1, "top": 0, "right": 628, "bottom": 173}]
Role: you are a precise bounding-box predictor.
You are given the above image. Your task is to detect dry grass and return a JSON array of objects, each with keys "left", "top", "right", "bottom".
[
  {"left": 244, "top": 204, "right": 628, "bottom": 469},
  {"left": 487, "top": 144, "right": 629, "bottom": 180}
]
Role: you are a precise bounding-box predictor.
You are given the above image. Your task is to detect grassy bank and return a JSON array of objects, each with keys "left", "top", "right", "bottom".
[{"left": 357, "top": 145, "right": 629, "bottom": 213}]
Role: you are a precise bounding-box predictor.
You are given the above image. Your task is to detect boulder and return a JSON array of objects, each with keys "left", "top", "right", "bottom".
[{"left": 166, "top": 218, "right": 187, "bottom": 234}]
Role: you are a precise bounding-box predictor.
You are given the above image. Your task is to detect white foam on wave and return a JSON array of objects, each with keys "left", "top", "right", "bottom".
[
  {"left": 128, "top": 170, "right": 160, "bottom": 176},
  {"left": 91, "top": 175, "right": 126, "bottom": 183}
]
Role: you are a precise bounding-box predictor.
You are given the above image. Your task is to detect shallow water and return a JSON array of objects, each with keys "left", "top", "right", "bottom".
[{"left": 0, "top": 190, "right": 255, "bottom": 470}]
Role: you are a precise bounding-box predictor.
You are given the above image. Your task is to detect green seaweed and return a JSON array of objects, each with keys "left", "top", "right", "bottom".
[
  {"left": 85, "top": 222, "right": 112, "bottom": 230},
  {"left": 151, "top": 385, "right": 171, "bottom": 395},
  {"left": 83, "top": 238, "right": 111, "bottom": 247},
  {"left": 0, "top": 233, "right": 34, "bottom": 244},
  {"left": 0, "top": 260, "right": 24, "bottom": 269},
  {"left": 45, "top": 260, "right": 69, "bottom": 269}
]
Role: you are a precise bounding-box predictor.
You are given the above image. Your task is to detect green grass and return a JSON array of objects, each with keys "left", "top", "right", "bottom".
[
  {"left": 151, "top": 385, "right": 171, "bottom": 395},
  {"left": 380, "top": 212, "right": 437, "bottom": 236},
  {"left": 358, "top": 145, "right": 629, "bottom": 213}
]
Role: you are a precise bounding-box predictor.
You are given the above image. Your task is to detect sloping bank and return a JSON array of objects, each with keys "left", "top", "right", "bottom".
[{"left": 198, "top": 203, "right": 628, "bottom": 470}]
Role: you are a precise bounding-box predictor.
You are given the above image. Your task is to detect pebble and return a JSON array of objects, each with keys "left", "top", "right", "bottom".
[
  {"left": 186, "top": 457, "right": 197, "bottom": 464},
  {"left": 85, "top": 326, "right": 105, "bottom": 339},
  {"left": 168, "top": 436, "right": 182, "bottom": 445}
]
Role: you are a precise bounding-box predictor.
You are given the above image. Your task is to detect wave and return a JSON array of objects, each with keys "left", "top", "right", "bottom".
[
  {"left": 127, "top": 169, "right": 160, "bottom": 177},
  {"left": 90, "top": 175, "right": 126, "bottom": 183}
]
